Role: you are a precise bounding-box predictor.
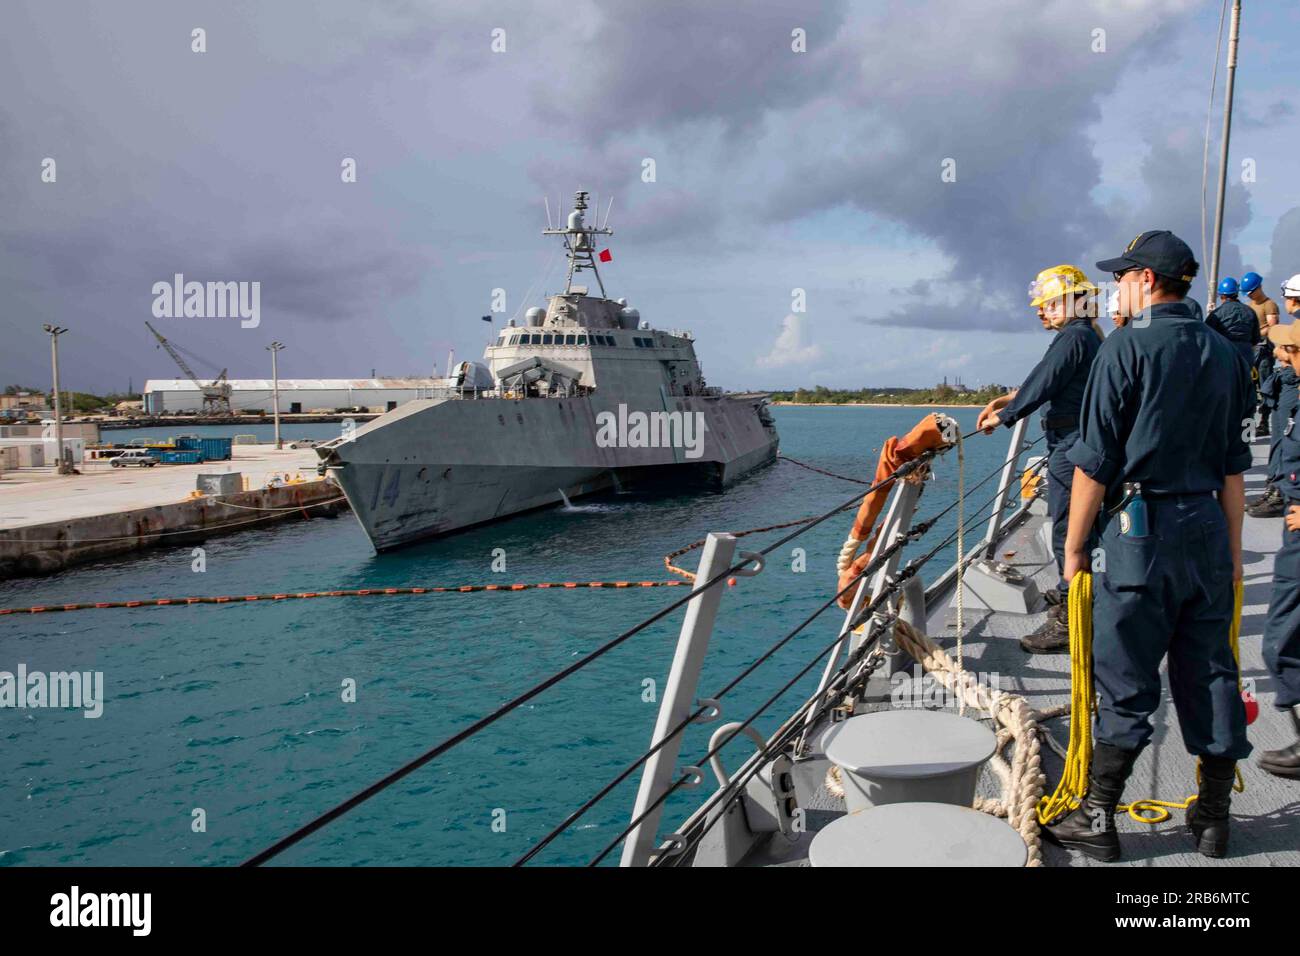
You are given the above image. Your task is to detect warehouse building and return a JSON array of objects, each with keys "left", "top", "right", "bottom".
[{"left": 142, "top": 378, "right": 443, "bottom": 415}]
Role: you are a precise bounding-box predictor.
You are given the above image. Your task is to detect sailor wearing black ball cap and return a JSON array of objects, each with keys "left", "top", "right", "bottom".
[{"left": 1041, "top": 230, "right": 1254, "bottom": 862}]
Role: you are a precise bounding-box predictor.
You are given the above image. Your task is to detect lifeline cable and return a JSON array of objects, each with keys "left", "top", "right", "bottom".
[{"left": 777, "top": 453, "right": 875, "bottom": 485}]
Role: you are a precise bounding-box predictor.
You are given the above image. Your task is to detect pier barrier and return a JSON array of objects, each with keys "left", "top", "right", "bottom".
[{"left": 0, "top": 478, "right": 347, "bottom": 581}]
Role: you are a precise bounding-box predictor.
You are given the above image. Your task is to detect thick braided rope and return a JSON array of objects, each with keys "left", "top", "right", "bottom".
[
  {"left": 891, "top": 618, "right": 1045, "bottom": 866},
  {"left": 823, "top": 618, "right": 1047, "bottom": 866}
]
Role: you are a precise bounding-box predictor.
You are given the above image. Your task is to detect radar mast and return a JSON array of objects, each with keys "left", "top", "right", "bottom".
[{"left": 544, "top": 190, "right": 613, "bottom": 298}]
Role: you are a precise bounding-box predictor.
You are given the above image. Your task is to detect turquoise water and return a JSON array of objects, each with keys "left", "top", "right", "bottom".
[{"left": 1, "top": 406, "right": 1025, "bottom": 866}]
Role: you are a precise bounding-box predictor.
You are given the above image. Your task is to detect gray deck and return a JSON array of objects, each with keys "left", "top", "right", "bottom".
[{"left": 746, "top": 436, "right": 1299, "bottom": 867}]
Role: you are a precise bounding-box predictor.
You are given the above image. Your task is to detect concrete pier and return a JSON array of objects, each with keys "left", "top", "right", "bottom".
[{"left": 0, "top": 445, "right": 348, "bottom": 580}]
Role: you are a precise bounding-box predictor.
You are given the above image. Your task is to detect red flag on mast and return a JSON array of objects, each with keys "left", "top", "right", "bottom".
[{"left": 598, "top": 249, "right": 612, "bottom": 262}]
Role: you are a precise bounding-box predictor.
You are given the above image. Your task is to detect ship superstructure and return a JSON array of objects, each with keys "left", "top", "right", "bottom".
[{"left": 318, "top": 190, "right": 779, "bottom": 551}]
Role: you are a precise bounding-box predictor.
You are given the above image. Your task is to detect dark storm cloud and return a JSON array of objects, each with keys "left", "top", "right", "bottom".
[
  {"left": 1119, "top": 125, "right": 1250, "bottom": 288},
  {"left": 507, "top": 0, "right": 1214, "bottom": 327},
  {"left": 0, "top": 0, "right": 1259, "bottom": 392},
  {"left": 1270, "top": 207, "right": 1300, "bottom": 280}
]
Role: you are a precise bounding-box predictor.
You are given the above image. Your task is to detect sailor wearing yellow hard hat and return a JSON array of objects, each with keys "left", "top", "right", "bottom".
[{"left": 976, "top": 265, "right": 1102, "bottom": 653}]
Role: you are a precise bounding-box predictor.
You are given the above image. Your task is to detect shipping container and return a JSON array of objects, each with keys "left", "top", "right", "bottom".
[
  {"left": 155, "top": 450, "right": 205, "bottom": 464},
  {"left": 176, "top": 436, "right": 233, "bottom": 460}
]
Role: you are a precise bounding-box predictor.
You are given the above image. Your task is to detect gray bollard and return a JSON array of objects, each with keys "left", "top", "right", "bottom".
[
  {"left": 821, "top": 710, "right": 995, "bottom": 812},
  {"left": 809, "top": 802, "right": 1027, "bottom": 867}
]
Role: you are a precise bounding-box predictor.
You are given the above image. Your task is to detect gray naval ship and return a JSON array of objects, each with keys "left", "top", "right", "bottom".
[{"left": 318, "top": 191, "right": 779, "bottom": 551}]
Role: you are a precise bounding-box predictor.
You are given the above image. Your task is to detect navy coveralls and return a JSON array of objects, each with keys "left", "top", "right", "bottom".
[
  {"left": 1262, "top": 396, "right": 1300, "bottom": 710},
  {"left": 1262, "top": 364, "right": 1299, "bottom": 484},
  {"left": 1068, "top": 301, "right": 1254, "bottom": 759},
  {"left": 999, "top": 318, "right": 1100, "bottom": 594},
  {"left": 1208, "top": 299, "right": 1262, "bottom": 390}
]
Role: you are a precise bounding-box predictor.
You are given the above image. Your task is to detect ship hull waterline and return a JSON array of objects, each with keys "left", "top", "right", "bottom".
[{"left": 321, "top": 394, "right": 779, "bottom": 552}]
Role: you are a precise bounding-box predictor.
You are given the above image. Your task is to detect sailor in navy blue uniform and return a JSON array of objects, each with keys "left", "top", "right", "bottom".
[
  {"left": 1249, "top": 360, "right": 1300, "bottom": 516},
  {"left": 977, "top": 265, "right": 1101, "bottom": 653},
  {"left": 1042, "top": 230, "right": 1253, "bottom": 862},
  {"left": 1256, "top": 292, "right": 1300, "bottom": 780},
  {"left": 1207, "top": 276, "right": 1262, "bottom": 370}
]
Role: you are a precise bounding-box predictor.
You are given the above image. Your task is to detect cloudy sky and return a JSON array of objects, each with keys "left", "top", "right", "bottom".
[{"left": 2, "top": 0, "right": 1298, "bottom": 395}]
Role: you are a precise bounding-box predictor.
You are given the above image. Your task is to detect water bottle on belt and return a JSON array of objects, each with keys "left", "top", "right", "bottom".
[{"left": 1114, "top": 481, "right": 1149, "bottom": 537}]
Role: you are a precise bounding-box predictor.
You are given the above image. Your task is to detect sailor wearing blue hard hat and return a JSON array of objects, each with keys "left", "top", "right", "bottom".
[
  {"left": 1207, "top": 275, "right": 1262, "bottom": 373},
  {"left": 1242, "top": 271, "right": 1282, "bottom": 438},
  {"left": 1041, "top": 230, "right": 1253, "bottom": 862}
]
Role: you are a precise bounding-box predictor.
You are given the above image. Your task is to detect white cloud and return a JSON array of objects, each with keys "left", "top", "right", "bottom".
[{"left": 756, "top": 314, "right": 823, "bottom": 368}]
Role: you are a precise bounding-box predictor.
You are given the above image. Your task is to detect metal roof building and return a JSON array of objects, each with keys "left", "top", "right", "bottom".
[{"left": 142, "top": 378, "right": 442, "bottom": 414}]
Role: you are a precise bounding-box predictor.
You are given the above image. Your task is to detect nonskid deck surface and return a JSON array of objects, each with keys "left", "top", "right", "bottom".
[{"left": 747, "top": 436, "right": 1299, "bottom": 867}]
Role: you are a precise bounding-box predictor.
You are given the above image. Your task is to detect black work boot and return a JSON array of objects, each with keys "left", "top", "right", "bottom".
[
  {"left": 1258, "top": 705, "right": 1300, "bottom": 780},
  {"left": 1186, "top": 756, "right": 1237, "bottom": 858},
  {"left": 1020, "top": 602, "right": 1069, "bottom": 654},
  {"left": 1248, "top": 487, "right": 1285, "bottom": 517},
  {"left": 1248, "top": 484, "right": 1277, "bottom": 508},
  {"left": 1042, "top": 587, "right": 1065, "bottom": 607},
  {"left": 1041, "top": 743, "right": 1140, "bottom": 862}
]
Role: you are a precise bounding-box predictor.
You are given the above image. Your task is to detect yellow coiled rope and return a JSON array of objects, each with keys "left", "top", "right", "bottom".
[{"left": 1036, "top": 574, "right": 1245, "bottom": 826}]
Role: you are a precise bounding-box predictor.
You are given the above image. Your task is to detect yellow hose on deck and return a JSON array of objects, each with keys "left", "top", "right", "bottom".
[{"left": 1036, "top": 574, "right": 1244, "bottom": 827}]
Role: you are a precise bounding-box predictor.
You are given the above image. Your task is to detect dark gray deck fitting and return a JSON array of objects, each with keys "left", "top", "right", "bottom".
[
  {"left": 821, "top": 710, "right": 996, "bottom": 812},
  {"left": 808, "top": 802, "right": 1027, "bottom": 867}
]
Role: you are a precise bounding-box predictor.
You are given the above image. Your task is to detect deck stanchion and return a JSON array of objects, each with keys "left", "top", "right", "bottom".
[
  {"left": 620, "top": 532, "right": 738, "bottom": 867},
  {"left": 980, "top": 417, "right": 1029, "bottom": 559}
]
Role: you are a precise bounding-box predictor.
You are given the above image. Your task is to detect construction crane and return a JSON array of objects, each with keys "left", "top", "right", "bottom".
[{"left": 144, "top": 321, "right": 233, "bottom": 416}]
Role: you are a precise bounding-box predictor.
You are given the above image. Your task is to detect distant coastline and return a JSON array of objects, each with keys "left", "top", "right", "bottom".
[{"left": 766, "top": 384, "right": 1006, "bottom": 409}]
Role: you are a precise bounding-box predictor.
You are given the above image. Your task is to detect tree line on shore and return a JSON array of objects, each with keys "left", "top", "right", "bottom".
[{"left": 768, "top": 383, "right": 1009, "bottom": 406}]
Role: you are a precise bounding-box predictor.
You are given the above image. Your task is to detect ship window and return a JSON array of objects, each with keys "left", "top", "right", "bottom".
[
  {"left": 543, "top": 334, "right": 555, "bottom": 345},
  {"left": 564, "top": 334, "right": 576, "bottom": 345},
  {"left": 577, "top": 335, "right": 588, "bottom": 346}
]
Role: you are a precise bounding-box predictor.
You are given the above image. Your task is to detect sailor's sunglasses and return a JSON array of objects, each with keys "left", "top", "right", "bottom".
[{"left": 1113, "top": 267, "right": 1144, "bottom": 282}]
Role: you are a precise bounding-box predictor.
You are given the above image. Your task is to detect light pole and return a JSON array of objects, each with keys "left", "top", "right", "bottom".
[
  {"left": 267, "top": 342, "right": 285, "bottom": 450},
  {"left": 42, "top": 324, "right": 73, "bottom": 475},
  {"left": 1209, "top": 0, "right": 1242, "bottom": 301}
]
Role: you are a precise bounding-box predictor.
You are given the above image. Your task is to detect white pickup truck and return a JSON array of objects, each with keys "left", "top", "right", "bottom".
[{"left": 111, "top": 450, "right": 158, "bottom": 468}]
